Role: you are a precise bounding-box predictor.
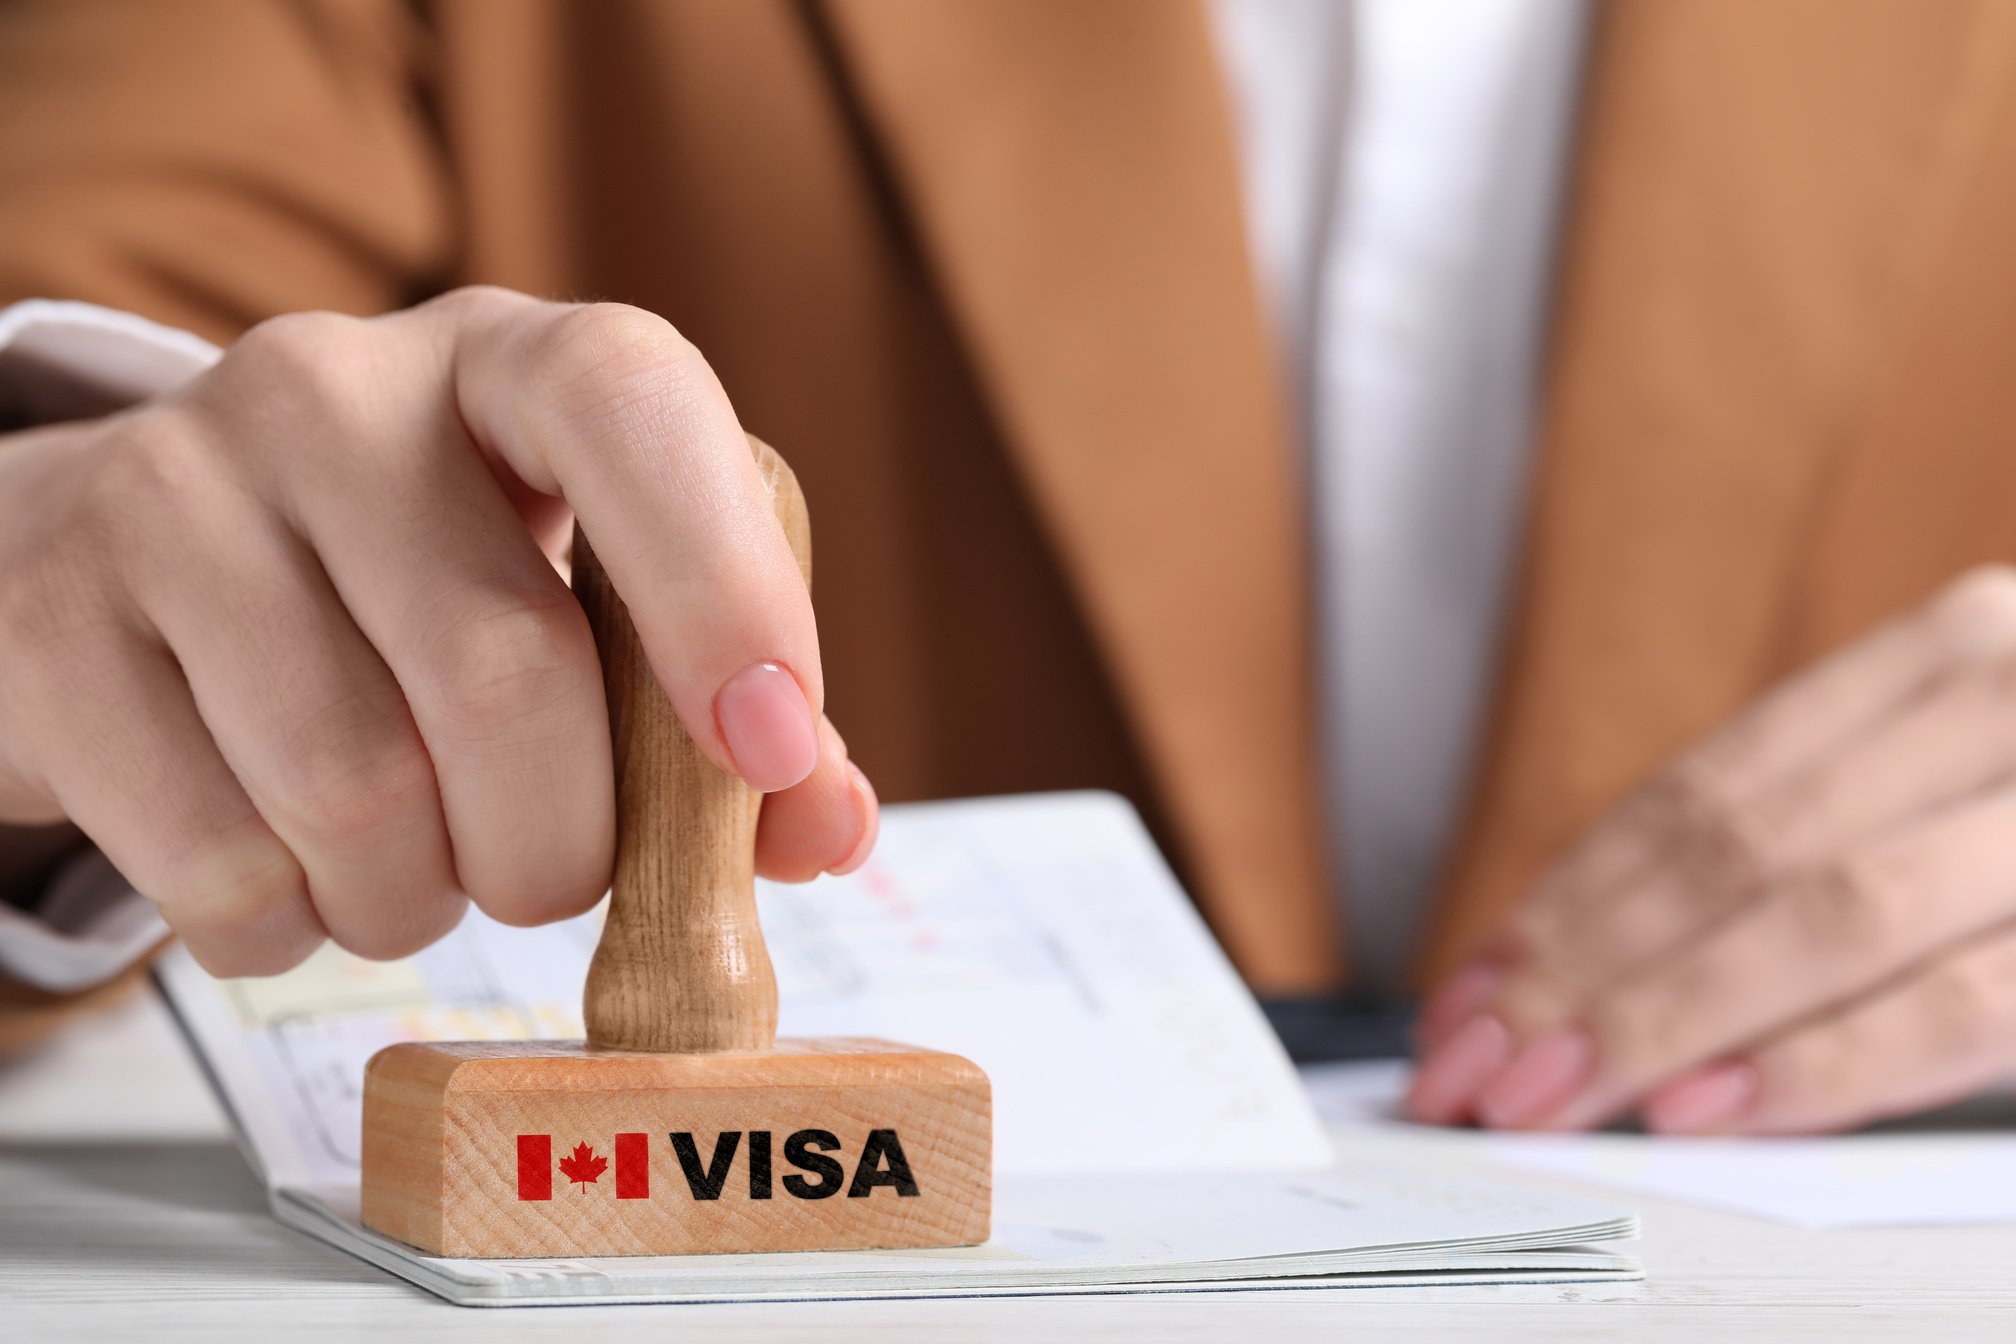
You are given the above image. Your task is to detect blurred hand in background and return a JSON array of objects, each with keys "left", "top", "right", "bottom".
[{"left": 1411, "top": 568, "right": 2016, "bottom": 1135}]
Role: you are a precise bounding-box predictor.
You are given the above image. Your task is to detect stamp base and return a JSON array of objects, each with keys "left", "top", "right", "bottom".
[{"left": 360, "top": 1037, "right": 992, "bottom": 1258}]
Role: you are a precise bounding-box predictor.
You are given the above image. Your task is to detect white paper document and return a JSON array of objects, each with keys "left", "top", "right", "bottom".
[
  {"left": 157, "top": 792, "right": 1639, "bottom": 1305},
  {"left": 1305, "top": 1059, "right": 2016, "bottom": 1230}
]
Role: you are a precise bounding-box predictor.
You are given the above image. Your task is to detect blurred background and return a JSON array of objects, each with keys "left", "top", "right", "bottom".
[{"left": 4, "top": 0, "right": 2016, "bottom": 1087}]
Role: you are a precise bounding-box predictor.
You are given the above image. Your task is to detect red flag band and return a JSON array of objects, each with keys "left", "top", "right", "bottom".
[
  {"left": 616, "top": 1132, "right": 649, "bottom": 1199},
  {"left": 517, "top": 1134, "right": 552, "bottom": 1201},
  {"left": 516, "top": 1132, "right": 647, "bottom": 1200}
]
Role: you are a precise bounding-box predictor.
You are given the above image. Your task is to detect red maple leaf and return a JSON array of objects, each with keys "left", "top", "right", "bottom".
[{"left": 557, "top": 1141, "right": 607, "bottom": 1191}]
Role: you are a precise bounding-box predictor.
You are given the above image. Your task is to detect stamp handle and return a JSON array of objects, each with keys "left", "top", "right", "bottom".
[{"left": 571, "top": 438, "right": 810, "bottom": 1053}]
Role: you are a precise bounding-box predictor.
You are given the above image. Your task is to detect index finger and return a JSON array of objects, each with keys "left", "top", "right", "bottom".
[{"left": 441, "top": 290, "right": 824, "bottom": 794}]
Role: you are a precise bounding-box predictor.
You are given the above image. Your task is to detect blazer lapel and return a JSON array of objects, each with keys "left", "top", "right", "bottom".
[{"left": 816, "top": 0, "right": 1343, "bottom": 988}]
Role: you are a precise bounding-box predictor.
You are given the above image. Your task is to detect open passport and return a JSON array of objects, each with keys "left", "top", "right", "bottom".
[{"left": 154, "top": 791, "right": 1640, "bottom": 1306}]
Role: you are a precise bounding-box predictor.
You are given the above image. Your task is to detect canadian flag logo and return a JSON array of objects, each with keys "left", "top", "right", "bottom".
[{"left": 517, "top": 1133, "right": 649, "bottom": 1201}]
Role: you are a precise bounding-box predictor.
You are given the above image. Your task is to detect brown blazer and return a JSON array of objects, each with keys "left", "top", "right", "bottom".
[{"left": 3, "top": 0, "right": 2015, "bottom": 994}]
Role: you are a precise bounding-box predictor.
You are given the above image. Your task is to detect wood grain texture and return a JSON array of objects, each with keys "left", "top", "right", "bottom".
[
  {"left": 360, "top": 1038, "right": 992, "bottom": 1257},
  {"left": 572, "top": 436, "right": 811, "bottom": 1054}
]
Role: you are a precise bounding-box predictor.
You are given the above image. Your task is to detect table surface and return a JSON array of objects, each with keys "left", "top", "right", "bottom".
[{"left": 6, "top": 991, "right": 2014, "bottom": 1342}]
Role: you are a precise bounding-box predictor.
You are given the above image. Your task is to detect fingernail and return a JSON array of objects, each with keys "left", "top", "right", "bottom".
[
  {"left": 1406, "top": 1014, "right": 1512, "bottom": 1124},
  {"left": 714, "top": 661, "right": 819, "bottom": 792},
  {"left": 1417, "top": 962, "right": 1506, "bottom": 1050},
  {"left": 828, "top": 761, "right": 879, "bottom": 875},
  {"left": 1643, "top": 1061, "right": 1759, "bottom": 1134},
  {"left": 1475, "top": 1026, "right": 1595, "bottom": 1129}
]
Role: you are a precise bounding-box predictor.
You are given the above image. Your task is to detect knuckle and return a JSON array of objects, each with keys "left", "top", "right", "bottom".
[
  {"left": 269, "top": 711, "right": 439, "bottom": 854},
  {"left": 1489, "top": 969, "right": 1579, "bottom": 1038},
  {"left": 1917, "top": 955, "right": 2009, "bottom": 1048},
  {"left": 1766, "top": 1027, "right": 1863, "bottom": 1115},
  {"left": 1603, "top": 979, "right": 1696, "bottom": 1067},
  {"left": 78, "top": 407, "right": 214, "bottom": 509},
  {"left": 420, "top": 283, "right": 530, "bottom": 323},
  {"left": 1507, "top": 893, "right": 1607, "bottom": 984},
  {"left": 161, "top": 835, "right": 322, "bottom": 977},
  {"left": 188, "top": 936, "right": 318, "bottom": 980},
  {"left": 231, "top": 310, "right": 371, "bottom": 381},
  {"left": 1780, "top": 863, "right": 1899, "bottom": 958},
  {"left": 1933, "top": 563, "right": 2016, "bottom": 624},
  {"left": 213, "top": 311, "right": 379, "bottom": 430},
  {"left": 457, "top": 781, "right": 612, "bottom": 926},
  {"left": 164, "top": 832, "right": 297, "bottom": 918},
  {"left": 474, "top": 868, "right": 606, "bottom": 929},
  {"left": 1660, "top": 763, "right": 1777, "bottom": 886},
  {"left": 529, "top": 302, "right": 702, "bottom": 426},
  {"left": 551, "top": 301, "right": 685, "bottom": 368},
  {"left": 86, "top": 424, "right": 179, "bottom": 507},
  {"left": 326, "top": 890, "right": 470, "bottom": 963},
  {"left": 1929, "top": 564, "right": 2016, "bottom": 662},
  {"left": 92, "top": 416, "right": 254, "bottom": 564},
  {"left": 421, "top": 592, "right": 595, "bottom": 742}
]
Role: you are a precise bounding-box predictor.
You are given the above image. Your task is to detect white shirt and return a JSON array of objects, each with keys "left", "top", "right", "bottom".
[
  {"left": 0, "top": 2, "right": 1591, "bottom": 994},
  {"left": 1209, "top": 0, "right": 1591, "bottom": 987}
]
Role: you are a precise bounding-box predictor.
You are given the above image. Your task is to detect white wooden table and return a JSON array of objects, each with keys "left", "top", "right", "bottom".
[{"left": 5, "top": 992, "right": 2012, "bottom": 1341}]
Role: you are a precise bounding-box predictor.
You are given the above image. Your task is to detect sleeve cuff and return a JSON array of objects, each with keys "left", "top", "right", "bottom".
[
  {"left": 0, "top": 850, "right": 169, "bottom": 994},
  {"left": 0, "top": 298, "right": 222, "bottom": 426}
]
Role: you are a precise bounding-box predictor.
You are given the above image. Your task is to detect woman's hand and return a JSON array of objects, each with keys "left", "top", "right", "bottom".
[
  {"left": 0, "top": 287, "right": 877, "bottom": 976},
  {"left": 1410, "top": 567, "right": 2016, "bottom": 1134}
]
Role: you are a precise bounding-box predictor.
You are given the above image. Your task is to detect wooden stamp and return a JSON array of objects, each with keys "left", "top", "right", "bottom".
[{"left": 360, "top": 441, "right": 992, "bottom": 1258}]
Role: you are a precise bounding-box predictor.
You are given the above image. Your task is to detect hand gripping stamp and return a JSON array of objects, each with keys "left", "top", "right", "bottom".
[{"left": 359, "top": 441, "right": 993, "bottom": 1257}]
